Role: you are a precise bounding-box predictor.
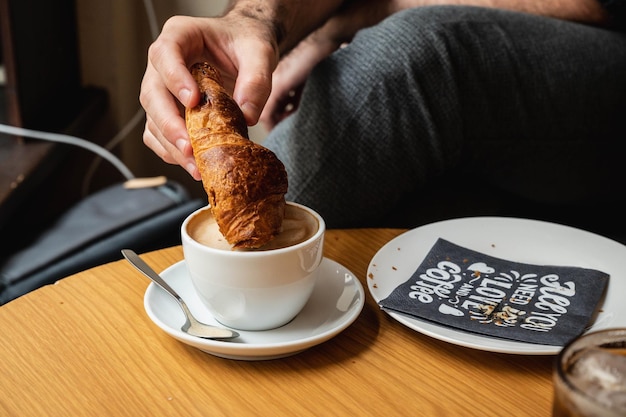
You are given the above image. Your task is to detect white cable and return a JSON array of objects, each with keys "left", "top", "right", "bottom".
[
  {"left": 81, "top": 107, "right": 145, "bottom": 195},
  {"left": 81, "top": 0, "right": 160, "bottom": 194},
  {"left": 107, "top": 108, "right": 148, "bottom": 152},
  {"left": 0, "top": 1, "right": 162, "bottom": 197},
  {"left": 1, "top": 1, "right": 161, "bottom": 192},
  {"left": 0, "top": 123, "right": 135, "bottom": 180}
]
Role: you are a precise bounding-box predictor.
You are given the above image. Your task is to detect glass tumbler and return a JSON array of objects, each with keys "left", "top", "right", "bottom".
[{"left": 553, "top": 328, "right": 626, "bottom": 417}]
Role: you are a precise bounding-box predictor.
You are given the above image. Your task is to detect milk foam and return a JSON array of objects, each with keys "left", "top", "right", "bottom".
[{"left": 187, "top": 204, "right": 318, "bottom": 251}]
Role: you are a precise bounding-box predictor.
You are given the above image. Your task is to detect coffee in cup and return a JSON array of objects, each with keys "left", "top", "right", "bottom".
[
  {"left": 181, "top": 202, "right": 325, "bottom": 331},
  {"left": 187, "top": 203, "right": 319, "bottom": 251}
]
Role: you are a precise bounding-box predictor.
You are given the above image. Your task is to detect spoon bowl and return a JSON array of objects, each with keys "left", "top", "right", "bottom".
[{"left": 122, "top": 249, "right": 239, "bottom": 341}]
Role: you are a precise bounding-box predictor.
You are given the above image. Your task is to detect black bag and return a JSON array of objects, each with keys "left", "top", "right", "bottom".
[{"left": 0, "top": 180, "right": 204, "bottom": 304}]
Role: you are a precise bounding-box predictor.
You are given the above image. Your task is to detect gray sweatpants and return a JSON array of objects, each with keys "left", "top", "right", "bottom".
[{"left": 264, "top": 6, "right": 626, "bottom": 228}]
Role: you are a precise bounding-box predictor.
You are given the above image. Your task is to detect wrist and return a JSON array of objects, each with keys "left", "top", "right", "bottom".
[
  {"left": 226, "top": 0, "right": 345, "bottom": 54},
  {"left": 227, "top": 1, "right": 292, "bottom": 48}
]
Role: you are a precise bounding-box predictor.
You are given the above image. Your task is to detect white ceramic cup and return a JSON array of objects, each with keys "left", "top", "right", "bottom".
[{"left": 181, "top": 202, "right": 325, "bottom": 331}]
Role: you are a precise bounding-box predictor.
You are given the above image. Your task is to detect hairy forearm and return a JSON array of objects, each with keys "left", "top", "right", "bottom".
[
  {"left": 390, "top": 0, "right": 610, "bottom": 25},
  {"left": 313, "top": 0, "right": 611, "bottom": 52},
  {"left": 226, "top": 0, "right": 610, "bottom": 63},
  {"left": 226, "top": 0, "right": 345, "bottom": 53}
]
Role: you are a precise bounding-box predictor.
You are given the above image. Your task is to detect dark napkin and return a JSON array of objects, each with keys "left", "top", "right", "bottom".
[{"left": 379, "top": 239, "right": 609, "bottom": 346}]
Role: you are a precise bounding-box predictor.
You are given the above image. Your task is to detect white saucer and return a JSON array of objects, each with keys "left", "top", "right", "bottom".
[
  {"left": 144, "top": 257, "right": 364, "bottom": 360},
  {"left": 367, "top": 217, "right": 626, "bottom": 355}
]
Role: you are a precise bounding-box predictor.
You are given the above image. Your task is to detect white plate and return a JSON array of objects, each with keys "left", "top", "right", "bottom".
[
  {"left": 367, "top": 217, "right": 626, "bottom": 355},
  {"left": 145, "top": 258, "right": 364, "bottom": 360}
]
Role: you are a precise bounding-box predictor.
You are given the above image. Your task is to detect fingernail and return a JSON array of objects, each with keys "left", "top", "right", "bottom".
[
  {"left": 179, "top": 88, "right": 191, "bottom": 106},
  {"left": 176, "top": 139, "right": 188, "bottom": 153},
  {"left": 240, "top": 102, "right": 259, "bottom": 123},
  {"left": 186, "top": 161, "right": 200, "bottom": 179}
]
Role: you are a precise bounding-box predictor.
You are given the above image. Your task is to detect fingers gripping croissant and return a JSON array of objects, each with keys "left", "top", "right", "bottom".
[{"left": 185, "top": 63, "right": 288, "bottom": 249}]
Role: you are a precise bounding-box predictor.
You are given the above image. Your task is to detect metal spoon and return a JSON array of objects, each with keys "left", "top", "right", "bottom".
[{"left": 121, "top": 249, "right": 239, "bottom": 341}]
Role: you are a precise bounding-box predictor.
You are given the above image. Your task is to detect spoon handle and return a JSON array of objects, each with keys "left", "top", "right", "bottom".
[{"left": 121, "top": 249, "right": 185, "bottom": 305}]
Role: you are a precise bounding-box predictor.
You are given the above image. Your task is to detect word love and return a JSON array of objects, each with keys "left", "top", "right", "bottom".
[
  {"left": 380, "top": 239, "right": 609, "bottom": 346},
  {"left": 408, "top": 260, "right": 576, "bottom": 331}
]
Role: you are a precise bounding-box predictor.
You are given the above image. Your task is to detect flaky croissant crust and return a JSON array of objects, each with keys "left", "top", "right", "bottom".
[{"left": 186, "top": 62, "right": 288, "bottom": 249}]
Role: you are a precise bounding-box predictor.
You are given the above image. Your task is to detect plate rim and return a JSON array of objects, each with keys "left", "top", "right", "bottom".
[
  {"left": 367, "top": 216, "right": 626, "bottom": 355},
  {"left": 144, "top": 257, "right": 365, "bottom": 360}
]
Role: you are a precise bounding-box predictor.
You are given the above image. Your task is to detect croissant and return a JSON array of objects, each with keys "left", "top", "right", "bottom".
[{"left": 185, "top": 62, "right": 288, "bottom": 249}]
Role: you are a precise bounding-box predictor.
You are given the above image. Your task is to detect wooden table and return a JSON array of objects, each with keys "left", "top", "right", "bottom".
[{"left": 0, "top": 229, "right": 555, "bottom": 416}]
